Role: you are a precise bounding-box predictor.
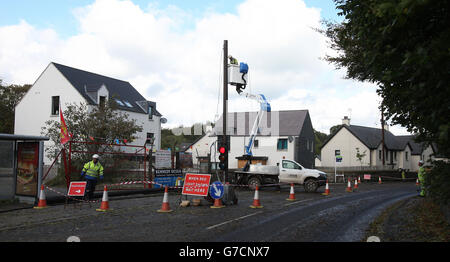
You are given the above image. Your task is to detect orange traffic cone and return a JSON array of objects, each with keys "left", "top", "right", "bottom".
[
  {"left": 322, "top": 180, "right": 330, "bottom": 196},
  {"left": 378, "top": 176, "right": 383, "bottom": 184},
  {"left": 157, "top": 186, "right": 173, "bottom": 213},
  {"left": 416, "top": 178, "right": 420, "bottom": 186},
  {"left": 346, "top": 178, "right": 353, "bottom": 192},
  {"left": 96, "top": 185, "right": 110, "bottom": 212},
  {"left": 34, "top": 185, "right": 47, "bottom": 209},
  {"left": 358, "top": 176, "right": 361, "bottom": 184},
  {"left": 286, "top": 183, "right": 296, "bottom": 201},
  {"left": 250, "top": 186, "right": 263, "bottom": 208},
  {"left": 354, "top": 178, "right": 359, "bottom": 191},
  {"left": 211, "top": 198, "right": 225, "bottom": 208}
]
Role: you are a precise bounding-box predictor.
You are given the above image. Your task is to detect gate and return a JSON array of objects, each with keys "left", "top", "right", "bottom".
[{"left": 67, "top": 140, "right": 151, "bottom": 191}]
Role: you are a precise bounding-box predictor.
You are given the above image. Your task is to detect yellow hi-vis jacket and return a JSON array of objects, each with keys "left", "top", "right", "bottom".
[
  {"left": 418, "top": 166, "right": 426, "bottom": 183},
  {"left": 82, "top": 161, "right": 104, "bottom": 180}
]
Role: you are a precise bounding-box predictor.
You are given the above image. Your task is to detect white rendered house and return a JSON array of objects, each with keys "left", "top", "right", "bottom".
[{"left": 14, "top": 62, "right": 163, "bottom": 164}]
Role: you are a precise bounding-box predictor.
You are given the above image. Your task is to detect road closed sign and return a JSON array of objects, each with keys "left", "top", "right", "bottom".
[
  {"left": 182, "top": 174, "right": 211, "bottom": 197},
  {"left": 67, "top": 182, "right": 87, "bottom": 196}
]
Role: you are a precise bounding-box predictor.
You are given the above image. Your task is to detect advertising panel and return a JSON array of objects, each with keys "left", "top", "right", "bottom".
[{"left": 16, "top": 142, "right": 39, "bottom": 196}]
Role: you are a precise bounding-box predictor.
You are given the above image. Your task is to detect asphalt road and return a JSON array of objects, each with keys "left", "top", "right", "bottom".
[{"left": 0, "top": 182, "right": 418, "bottom": 242}]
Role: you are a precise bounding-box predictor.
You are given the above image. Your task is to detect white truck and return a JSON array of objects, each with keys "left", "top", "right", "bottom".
[{"left": 233, "top": 159, "right": 327, "bottom": 192}]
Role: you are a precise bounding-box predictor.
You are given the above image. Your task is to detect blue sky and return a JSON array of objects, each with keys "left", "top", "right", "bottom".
[
  {"left": 0, "top": 0, "right": 408, "bottom": 135},
  {"left": 0, "top": 0, "right": 342, "bottom": 38}
]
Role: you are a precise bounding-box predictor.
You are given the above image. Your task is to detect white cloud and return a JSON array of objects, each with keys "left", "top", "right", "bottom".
[{"left": 0, "top": 0, "right": 411, "bottom": 135}]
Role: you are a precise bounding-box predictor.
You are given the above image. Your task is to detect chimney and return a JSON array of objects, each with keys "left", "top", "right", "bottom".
[{"left": 342, "top": 116, "right": 350, "bottom": 126}]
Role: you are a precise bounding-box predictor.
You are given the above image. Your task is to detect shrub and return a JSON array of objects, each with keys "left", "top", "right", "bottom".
[{"left": 424, "top": 160, "right": 450, "bottom": 205}]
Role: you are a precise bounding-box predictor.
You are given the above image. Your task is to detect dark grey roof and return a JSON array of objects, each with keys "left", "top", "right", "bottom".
[
  {"left": 396, "top": 135, "right": 429, "bottom": 155},
  {"left": 212, "top": 110, "right": 309, "bottom": 136},
  {"left": 320, "top": 124, "right": 437, "bottom": 154},
  {"left": 52, "top": 62, "right": 161, "bottom": 116},
  {"left": 347, "top": 125, "right": 405, "bottom": 150}
]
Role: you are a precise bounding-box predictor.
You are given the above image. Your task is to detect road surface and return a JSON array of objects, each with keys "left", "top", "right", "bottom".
[{"left": 0, "top": 182, "right": 417, "bottom": 242}]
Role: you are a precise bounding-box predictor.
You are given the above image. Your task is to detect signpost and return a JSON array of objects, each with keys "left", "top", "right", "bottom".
[
  {"left": 67, "top": 181, "right": 87, "bottom": 196},
  {"left": 155, "top": 150, "right": 172, "bottom": 169},
  {"left": 210, "top": 181, "right": 224, "bottom": 199},
  {"left": 182, "top": 173, "right": 211, "bottom": 197},
  {"left": 154, "top": 169, "right": 183, "bottom": 188},
  {"left": 335, "top": 150, "right": 343, "bottom": 183},
  {"left": 66, "top": 181, "right": 87, "bottom": 209}
]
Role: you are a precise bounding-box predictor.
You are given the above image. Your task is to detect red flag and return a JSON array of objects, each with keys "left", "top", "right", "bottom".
[
  {"left": 60, "top": 106, "right": 70, "bottom": 145},
  {"left": 89, "top": 136, "right": 95, "bottom": 141}
]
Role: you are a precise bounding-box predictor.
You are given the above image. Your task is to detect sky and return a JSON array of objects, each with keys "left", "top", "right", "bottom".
[{"left": 0, "top": 0, "right": 411, "bottom": 136}]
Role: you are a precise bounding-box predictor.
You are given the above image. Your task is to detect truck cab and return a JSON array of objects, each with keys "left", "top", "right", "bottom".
[
  {"left": 233, "top": 159, "right": 327, "bottom": 192},
  {"left": 278, "top": 159, "right": 327, "bottom": 192}
]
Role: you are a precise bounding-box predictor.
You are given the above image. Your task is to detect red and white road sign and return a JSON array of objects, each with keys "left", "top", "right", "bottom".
[
  {"left": 364, "top": 174, "right": 371, "bottom": 180},
  {"left": 67, "top": 182, "right": 87, "bottom": 196},
  {"left": 182, "top": 174, "right": 211, "bottom": 197}
]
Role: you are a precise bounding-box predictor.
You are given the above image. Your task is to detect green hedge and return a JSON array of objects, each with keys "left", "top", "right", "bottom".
[{"left": 424, "top": 161, "right": 450, "bottom": 205}]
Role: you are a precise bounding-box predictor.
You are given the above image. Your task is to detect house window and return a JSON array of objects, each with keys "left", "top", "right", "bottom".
[
  {"left": 379, "top": 150, "right": 382, "bottom": 160},
  {"left": 146, "top": 133, "right": 154, "bottom": 144},
  {"left": 254, "top": 139, "right": 259, "bottom": 148},
  {"left": 148, "top": 105, "right": 153, "bottom": 120},
  {"left": 51, "top": 96, "right": 59, "bottom": 115},
  {"left": 277, "top": 139, "right": 288, "bottom": 150},
  {"left": 405, "top": 152, "right": 409, "bottom": 161},
  {"left": 123, "top": 100, "right": 133, "bottom": 108},
  {"left": 394, "top": 152, "right": 397, "bottom": 161},
  {"left": 99, "top": 96, "right": 106, "bottom": 108},
  {"left": 114, "top": 98, "right": 125, "bottom": 107},
  {"left": 311, "top": 140, "right": 314, "bottom": 153}
]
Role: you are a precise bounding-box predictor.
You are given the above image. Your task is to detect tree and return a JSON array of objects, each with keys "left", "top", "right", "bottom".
[
  {"left": 323, "top": 0, "right": 450, "bottom": 157},
  {"left": 314, "top": 129, "right": 328, "bottom": 155},
  {"left": 0, "top": 80, "right": 31, "bottom": 133},
  {"left": 329, "top": 124, "right": 343, "bottom": 137},
  {"left": 355, "top": 147, "right": 367, "bottom": 168},
  {"left": 41, "top": 101, "right": 143, "bottom": 163},
  {"left": 161, "top": 122, "right": 212, "bottom": 150}
]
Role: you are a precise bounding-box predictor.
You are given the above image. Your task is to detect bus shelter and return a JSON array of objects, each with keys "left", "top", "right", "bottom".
[{"left": 0, "top": 134, "right": 49, "bottom": 204}]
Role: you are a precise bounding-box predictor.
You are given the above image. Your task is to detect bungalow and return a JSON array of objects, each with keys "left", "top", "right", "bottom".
[{"left": 319, "top": 116, "right": 435, "bottom": 172}]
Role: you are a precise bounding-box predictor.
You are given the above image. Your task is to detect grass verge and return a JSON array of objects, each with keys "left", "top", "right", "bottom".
[{"left": 365, "top": 197, "right": 450, "bottom": 242}]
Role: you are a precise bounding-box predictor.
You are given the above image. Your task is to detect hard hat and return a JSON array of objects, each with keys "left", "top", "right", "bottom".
[
  {"left": 92, "top": 154, "right": 100, "bottom": 159},
  {"left": 419, "top": 160, "right": 424, "bottom": 165}
]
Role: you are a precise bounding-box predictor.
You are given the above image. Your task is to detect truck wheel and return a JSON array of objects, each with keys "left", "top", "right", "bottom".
[
  {"left": 304, "top": 179, "right": 319, "bottom": 193},
  {"left": 248, "top": 176, "right": 262, "bottom": 190}
]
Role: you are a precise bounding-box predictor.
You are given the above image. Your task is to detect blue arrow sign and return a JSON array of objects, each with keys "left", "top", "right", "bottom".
[{"left": 210, "top": 181, "right": 224, "bottom": 199}]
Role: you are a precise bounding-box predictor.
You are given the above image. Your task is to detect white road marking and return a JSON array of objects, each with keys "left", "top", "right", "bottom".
[
  {"left": 284, "top": 198, "right": 314, "bottom": 206},
  {"left": 206, "top": 211, "right": 263, "bottom": 230}
]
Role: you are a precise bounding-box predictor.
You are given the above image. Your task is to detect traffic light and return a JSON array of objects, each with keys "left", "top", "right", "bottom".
[{"left": 218, "top": 145, "right": 227, "bottom": 171}]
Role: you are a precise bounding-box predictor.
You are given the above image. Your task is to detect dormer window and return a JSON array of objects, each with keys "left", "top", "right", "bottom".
[{"left": 99, "top": 96, "right": 106, "bottom": 108}]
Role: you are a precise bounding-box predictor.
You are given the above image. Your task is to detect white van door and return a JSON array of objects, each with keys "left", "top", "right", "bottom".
[{"left": 279, "top": 160, "right": 302, "bottom": 184}]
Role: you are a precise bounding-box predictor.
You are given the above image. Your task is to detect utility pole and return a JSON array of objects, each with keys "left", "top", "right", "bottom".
[
  {"left": 381, "top": 106, "right": 385, "bottom": 166},
  {"left": 223, "top": 40, "right": 229, "bottom": 182}
]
